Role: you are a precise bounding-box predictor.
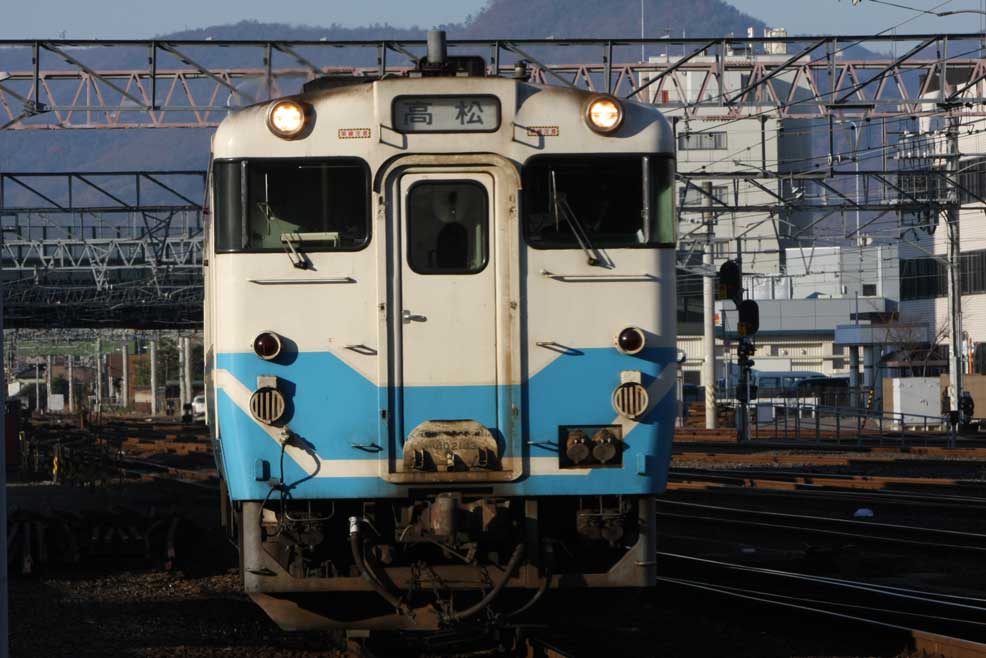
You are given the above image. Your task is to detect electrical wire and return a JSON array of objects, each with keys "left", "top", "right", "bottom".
[{"left": 680, "top": 0, "right": 960, "bottom": 135}]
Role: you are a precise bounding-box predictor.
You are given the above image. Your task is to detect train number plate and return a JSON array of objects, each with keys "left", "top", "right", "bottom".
[{"left": 392, "top": 95, "right": 500, "bottom": 133}]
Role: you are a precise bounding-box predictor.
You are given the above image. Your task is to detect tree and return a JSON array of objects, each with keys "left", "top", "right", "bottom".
[
  {"left": 158, "top": 338, "right": 180, "bottom": 384},
  {"left": 134, "top": 355, "right": 151, "bottom": 387},
  {"left": 52, "top": 376, "right": 69, "bottom": 396}
]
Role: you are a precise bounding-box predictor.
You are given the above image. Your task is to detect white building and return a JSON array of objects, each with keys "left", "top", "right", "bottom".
[
  {"left": 641, "top": 32, "right": 901, "bottom": 386},
  {"left": 895, "top": 71, "right": 986, "bottom": 376},
  {"left": 641, "top": 36, "right": 818, "bottom": 276}
]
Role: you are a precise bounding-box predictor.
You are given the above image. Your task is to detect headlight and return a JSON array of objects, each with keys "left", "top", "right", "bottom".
[
  {"left": 266, "top": 99, "right": 308, "bottom": 139},
  {"left": 585, "top": 96, "right": 623, "bottom": 134}
]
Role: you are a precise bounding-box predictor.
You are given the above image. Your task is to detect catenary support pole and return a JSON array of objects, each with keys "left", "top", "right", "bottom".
[
  {"left": 95, "top": 337, "right": 102, "bottom": 409},
  {"left": 45, "top": 355, "right": 52, "bottom": 411},
  {"left": 183, "top": 336, "right": 193, "bottom": 405},
  {"left": 121, "top": 340, "right": 129, "bottom": 409},
  {"left": 849, "top": 345, "right": 860, "bottom": 407},
  {"left": 149, "top": 339, "right": 158, "bottom": 416},
  {"left": 0, "top": 294, "right": 8, "bottom": 658},
  {"left": 67, "top": 355, "right": 74, "bottom": 413},
  {"left": 702, "top": 182, "right": 717, "bottom": 429},
  {"left": 178, "top": 337, "right": 187, "bottom": 409}
]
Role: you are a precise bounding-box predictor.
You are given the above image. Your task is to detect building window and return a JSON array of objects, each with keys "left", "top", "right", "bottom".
[
  {"left": 897, "top": 171, "right": 942, "bottom": 200},
  {"left": 961, "top": 250, "right": 986, "bottom": 294},
  {"left": 901, "top": 256, "right": 947, "bottom": 300},
  {"left": 679, "top": 183, "right": 729, "bottom": 207},
  {"left": 677, "top": 131, "right": 728, "bottom": 150},
  {"left": 958, "top": 157, "right": 986, "bottom": 205},
  {"left": 862, "top": 283, "right": 877, "bottom": 297},
  {"left": 676, "top": 268, "right": 704, "bottom": 324},
  {"left": 901, "top": 249, "right": 986, "bottom": 300}
]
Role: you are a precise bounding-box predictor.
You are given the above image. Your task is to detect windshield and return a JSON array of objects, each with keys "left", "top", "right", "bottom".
[
  {"left": 523, "top": 155, "right": 675, "bottom": 249},
  {"left": 213, "top": 159, "right": 370, "bottom": 253}
]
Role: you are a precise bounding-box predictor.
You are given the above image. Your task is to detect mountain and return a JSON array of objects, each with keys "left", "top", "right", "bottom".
[
  {"left": 461, "top": 0, "right": 765, "bottom": 38},
  {"left": 0, "top": 0, "right": 774, "bottom": 176}
]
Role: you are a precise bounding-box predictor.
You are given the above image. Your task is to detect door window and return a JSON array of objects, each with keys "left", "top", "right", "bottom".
[{"left": 406, "top": 181, "right": 489, "bottom": 274}]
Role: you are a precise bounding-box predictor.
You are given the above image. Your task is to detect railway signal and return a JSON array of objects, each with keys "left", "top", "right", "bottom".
[
  {"left": 718, "top": 258, "right": 758, "bottom": 442},
  {"left": 737, "top": 299, "right": 760, "bottom": 337},
  {"left": 717, "top": 260, "right": 741, "bottom": 303}
]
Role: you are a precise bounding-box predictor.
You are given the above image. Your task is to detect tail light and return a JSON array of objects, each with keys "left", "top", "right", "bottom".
[
  {"left": 615, "top": 327, "right": 646, "bottom": 355},
  {"left": 253, "top": 331, "right": 283, "bottom": 361}
]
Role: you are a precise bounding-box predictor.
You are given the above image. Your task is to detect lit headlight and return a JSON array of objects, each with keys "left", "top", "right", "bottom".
[
  {"left": 585, "top": 96, "right": 623, "bottom": 134},
  {"left": 266, "top": 99, "right": 308, "bottom": 139}
]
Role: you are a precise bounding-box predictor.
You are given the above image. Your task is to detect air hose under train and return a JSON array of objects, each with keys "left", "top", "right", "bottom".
[
  {"left": 446, "top": 542, "right": 525, "bottom": 622},
  {"left": 349, "top": 516, "right": 408, "bottom": 613},
  {"left": 348, "top": 516, "right": 526, "bottom": 622}
]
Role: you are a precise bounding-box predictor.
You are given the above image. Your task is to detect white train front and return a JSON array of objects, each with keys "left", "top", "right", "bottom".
[{"left": 204, "top": 39, "right": 678, "bottom": 630}]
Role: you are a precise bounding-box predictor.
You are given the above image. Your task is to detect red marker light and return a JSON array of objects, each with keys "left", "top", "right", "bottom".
[
  {"left": 253, "top": 332, "right": 282, "bottom": 360},
  {"left": 616, "top": 327, "right": 646, "bottom": 355}
]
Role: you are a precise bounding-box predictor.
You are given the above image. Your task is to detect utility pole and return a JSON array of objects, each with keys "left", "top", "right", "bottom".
[
  {"left": 702, "top": 182, "right": 717, "bottom": 429},
  {"left": 945, "top": 109, "right": 964, "bottom": 417}
]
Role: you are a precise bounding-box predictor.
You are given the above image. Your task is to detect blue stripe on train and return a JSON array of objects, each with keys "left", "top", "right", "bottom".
[{"left": 215, "top": 347, "right": 676, "bottom": 500}]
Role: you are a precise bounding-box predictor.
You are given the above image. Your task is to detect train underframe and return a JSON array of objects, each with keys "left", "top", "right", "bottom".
[{"left": 227, "top": 491, "right": 657, "bottom": 630}]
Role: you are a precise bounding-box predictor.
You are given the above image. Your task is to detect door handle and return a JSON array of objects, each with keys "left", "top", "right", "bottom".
[{"left": 402, "top": 310, "right": 427, "bottom": 323}]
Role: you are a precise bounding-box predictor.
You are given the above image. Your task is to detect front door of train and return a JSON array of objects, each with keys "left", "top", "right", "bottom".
[{"left": 386, "top": 166, "right": 519, "bottom": 482}]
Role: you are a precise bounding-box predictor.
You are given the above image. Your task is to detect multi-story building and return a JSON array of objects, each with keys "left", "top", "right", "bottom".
[
  {"left": 895, "top": 73, "right": 986, "bottom": 376},
  {"left": 640, "top": 31, "right": 902, "bottom": 386}
]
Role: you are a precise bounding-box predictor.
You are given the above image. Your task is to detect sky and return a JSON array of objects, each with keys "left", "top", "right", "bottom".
[{"left": 0, "top": 0, "right": 984, "bottom": 39}]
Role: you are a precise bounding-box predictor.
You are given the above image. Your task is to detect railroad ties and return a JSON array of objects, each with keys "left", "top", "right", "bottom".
[{"left": 9, "top": 415, "right": 216, "bottom": 575}]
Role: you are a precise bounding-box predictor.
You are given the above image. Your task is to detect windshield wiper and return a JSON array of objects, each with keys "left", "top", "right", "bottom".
[
  {"left": 280, "top": 232, "right": 341, "bottom": 270},
  {"left": 550, "top": 169, "right": 602, "bottom": 267},
  {"left": 255, "top": 201, "right": 311, "bottom": 270}
]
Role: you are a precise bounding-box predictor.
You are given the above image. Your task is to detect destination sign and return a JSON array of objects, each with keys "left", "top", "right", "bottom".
[{"left": 392, "top": 95, "right": 501, "bottom": 133}]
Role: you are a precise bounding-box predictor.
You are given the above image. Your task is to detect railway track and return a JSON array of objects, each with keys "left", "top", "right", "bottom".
[
  {"left": 19, "top": 418, "right": 986, "bottom": 653},
  {"left": 669, "top": 466, "right": 986, "bottom": 501},
  {"left": 655, "top": 498, "right": 986, "bottom": 555},
  {"left": 657, "top": 552, "right": 986, "bottom": 658}
]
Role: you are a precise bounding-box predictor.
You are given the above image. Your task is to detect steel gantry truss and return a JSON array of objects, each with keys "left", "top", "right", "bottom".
[
  {"left": 0, "top": 34, "right": 985, "bottom": 128},
  {"left": 2, "top": 33, "right": 986, "bottom": 327},
  {"left": 1, "top": 171, "right": 205, "bottom": 327}
]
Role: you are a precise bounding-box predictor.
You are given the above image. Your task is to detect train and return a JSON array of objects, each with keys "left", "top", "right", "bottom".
[{"left": 203, "top": 31, "right": 678, "bottom": 632}]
